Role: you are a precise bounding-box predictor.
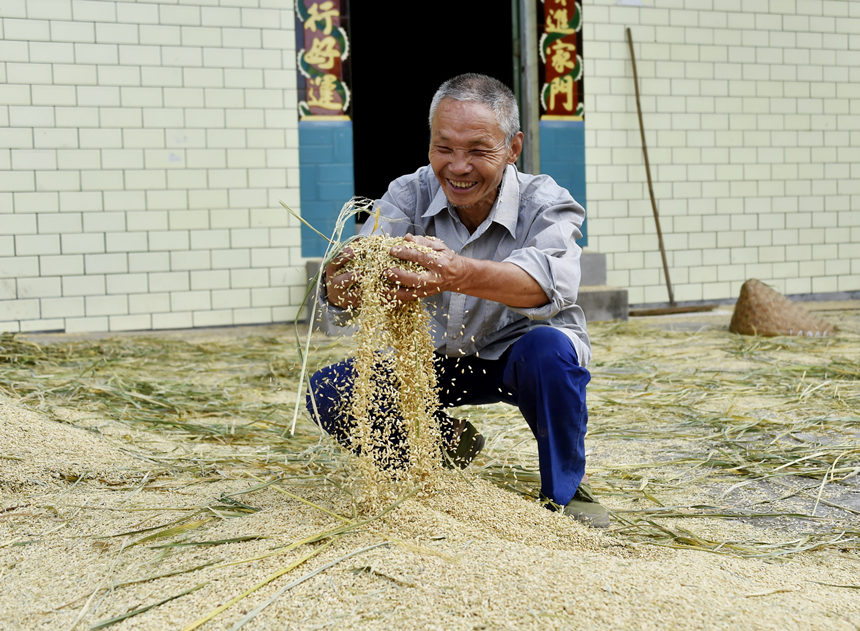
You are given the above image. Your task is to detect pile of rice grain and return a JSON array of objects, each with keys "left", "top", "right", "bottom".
[{"left": 340, "top": 235, "right": 444, "bottom": 503}]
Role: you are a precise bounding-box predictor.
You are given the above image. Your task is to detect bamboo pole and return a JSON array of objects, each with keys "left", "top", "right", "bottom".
[{"left": 626, "top": 27, "right": 675, "bottom": 307}]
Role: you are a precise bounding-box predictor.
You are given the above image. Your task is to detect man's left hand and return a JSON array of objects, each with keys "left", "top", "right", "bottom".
[
  {"left": 386, "top": 234, "right": 462, "bottom": 301},
  {"left": 386, "top": 233, "right": 550, "bottom": 309}
]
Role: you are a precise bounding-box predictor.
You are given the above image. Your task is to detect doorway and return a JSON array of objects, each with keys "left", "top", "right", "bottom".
[{"left": 346, "top": 2, "right": 516, "bottom": 202}]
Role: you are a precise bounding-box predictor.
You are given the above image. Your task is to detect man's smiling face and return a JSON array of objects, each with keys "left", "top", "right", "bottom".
[{"left": 428, "top": 98, "right": 522, "bottom": 224}]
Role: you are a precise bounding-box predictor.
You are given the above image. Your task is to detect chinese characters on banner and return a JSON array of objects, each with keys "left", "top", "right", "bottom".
[
  {"left": 296, "top": 0, "right": 351, "bottom": 117},
  {"left": 540, "top": 0, "right": 583, "bottom": 118}
]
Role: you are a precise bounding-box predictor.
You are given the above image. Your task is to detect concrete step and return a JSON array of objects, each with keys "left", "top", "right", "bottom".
[
  {"left": 579, "top": 250, "right": 628, "bottom": 321},
  {"left": 580, "top": 249, "right": 607, "bottom": 286},
  {"left": 578, "top": 285, "right": 629, "bottom": 322}
]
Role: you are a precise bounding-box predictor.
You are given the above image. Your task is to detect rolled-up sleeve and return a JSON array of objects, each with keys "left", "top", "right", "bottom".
[{"left": 503, "top": 197, "right": 585, "bottom": 321}]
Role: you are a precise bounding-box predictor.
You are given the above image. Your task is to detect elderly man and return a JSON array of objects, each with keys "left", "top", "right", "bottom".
[{"left": 307, "top": 73, "right": 608, "bottom": 528}]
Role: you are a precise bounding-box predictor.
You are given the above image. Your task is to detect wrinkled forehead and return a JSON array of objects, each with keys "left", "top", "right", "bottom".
[{"left": 430, "top": 99, "right": 506, "bottom": 145}]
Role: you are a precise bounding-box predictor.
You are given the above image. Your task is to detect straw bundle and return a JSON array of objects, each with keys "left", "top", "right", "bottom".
[{"left": 729, "top": 279, "right": 837, "bottom": 337}]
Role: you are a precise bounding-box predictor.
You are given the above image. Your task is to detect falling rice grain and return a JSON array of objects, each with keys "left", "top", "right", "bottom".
[{"left": 339, "top": 235, "right": 444, "bottom": 507}]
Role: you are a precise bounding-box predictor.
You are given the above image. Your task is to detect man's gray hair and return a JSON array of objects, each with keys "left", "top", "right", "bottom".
[{"left": 428, "top": 73, "right": 520, "bottom": 145}]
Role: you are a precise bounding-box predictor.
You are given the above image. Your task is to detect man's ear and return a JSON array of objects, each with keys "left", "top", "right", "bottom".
[{"left": 508, "top": 131, "right": 524, "bottom": 164}]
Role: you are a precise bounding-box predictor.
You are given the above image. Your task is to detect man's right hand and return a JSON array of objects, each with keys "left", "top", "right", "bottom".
[{"left": 324, "top": 245, "right": 360, "bottom": 309}]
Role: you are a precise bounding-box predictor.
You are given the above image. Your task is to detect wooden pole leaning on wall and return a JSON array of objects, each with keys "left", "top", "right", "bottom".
[
  {"left": 625, "top": 27, "right": 717, "bottom": 317},
  {"left": 626, "top": 26, "right": 675, "bottom": 307}
]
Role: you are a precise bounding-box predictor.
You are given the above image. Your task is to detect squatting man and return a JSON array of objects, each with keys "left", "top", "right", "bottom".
[{"left": 306, "top": 73, "right": 609, "bottom": 528}]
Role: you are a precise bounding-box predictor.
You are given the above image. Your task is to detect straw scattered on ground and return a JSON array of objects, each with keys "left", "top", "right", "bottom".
[{"left": 0, "top": 301, "right": 858, "bottom": 630}]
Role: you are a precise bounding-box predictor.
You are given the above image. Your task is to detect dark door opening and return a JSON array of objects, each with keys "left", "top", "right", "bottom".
[{"left": 346, "top": 3, "right": 515, "bottom": 203}]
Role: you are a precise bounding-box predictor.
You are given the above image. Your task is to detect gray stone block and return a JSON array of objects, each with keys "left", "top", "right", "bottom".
[
  {"left": 578, "top": 285, "right": 629, "bottom": 322},
  {"left": 580, "top": 249, "right": 607, "bottom": 286}
]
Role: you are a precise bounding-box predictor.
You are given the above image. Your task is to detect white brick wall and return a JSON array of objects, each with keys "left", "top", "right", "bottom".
[
  {"left": 0, "top": 0, "right": 302, "bottom": 334},
  {"left": 4, "top": 2, "right": 857, "bottom": 331},
  {"left": 584, "top": 0, "right": 860, "bottom": 304}
]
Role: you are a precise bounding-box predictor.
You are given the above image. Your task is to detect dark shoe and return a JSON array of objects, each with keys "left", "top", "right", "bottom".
[
  {"left": 543, "top": 482, "right": 610, "bottom": 528},
  {"left": 442, "top": 419, "right": 485, "bottom": 469}
]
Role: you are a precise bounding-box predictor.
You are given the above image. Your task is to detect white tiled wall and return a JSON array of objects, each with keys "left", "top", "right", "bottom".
[
  {"left": 0, "top": 0, "right": 302, "bottom": 333},
  {"left": 584, "top": 0, "right": 860, "bottom": 304},
  {"left": 3, "top": 1, "right": 858, "bottom": 333}
]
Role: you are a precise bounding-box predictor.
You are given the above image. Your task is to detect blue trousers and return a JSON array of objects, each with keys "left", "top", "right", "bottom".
[{"left": 306, "top": 326, "right": 590, "bottom": 505}]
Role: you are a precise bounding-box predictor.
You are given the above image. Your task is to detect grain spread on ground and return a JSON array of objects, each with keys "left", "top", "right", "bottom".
[{"left": 1, "top": 302, "right": 858, "bottom": 630}]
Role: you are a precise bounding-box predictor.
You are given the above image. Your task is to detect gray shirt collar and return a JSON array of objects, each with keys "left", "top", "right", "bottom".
[{"left": 421, "top": 164, "right": 520, "bottom": 239}]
